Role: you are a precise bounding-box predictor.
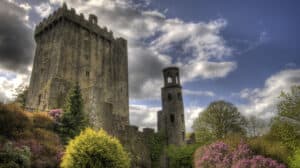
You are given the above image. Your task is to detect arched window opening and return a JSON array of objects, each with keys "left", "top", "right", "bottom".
[
  {"left": 182, "top": 131, "right": 185, "bottom": 141},
  {"left": 86, "top": 71, "right": 90, "bottom": 77},
  {"left": 167, "top": 77, "right": 172, "bottom": 83}
]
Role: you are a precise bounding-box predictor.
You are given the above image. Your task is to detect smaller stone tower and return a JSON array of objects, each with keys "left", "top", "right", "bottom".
[{"left": 158, "top": 67, "right": 186, "bottom": 145}]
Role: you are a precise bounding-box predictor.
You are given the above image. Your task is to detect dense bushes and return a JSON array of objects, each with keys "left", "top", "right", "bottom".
[
  {"left": 0, "top": 142, "right": 31, "bottom": 168},
  {"left": 194, "top": 141, "right": 286, "bottom": 168},
  {"left": 248, "top": 136, "right": 290, "bottom": 165},
  {"left": 32, "top": 112, "right": 55, "bottom": 130},
  {"left": 0, "top": 103, "right": 31, "bottom": 138},
  {"left": 61, "top": 128, "right": 130, "bottom": 168},
  {"left": 0, "top": 103, "right": 63, "bottom": 168},
  {"left": 167, "top": 144, "right": 199, "bottom": 168}
]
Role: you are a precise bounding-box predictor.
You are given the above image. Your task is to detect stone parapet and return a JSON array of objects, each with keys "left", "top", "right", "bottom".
[{"left": 34, "top": 3, "right": 114, "bottom": 41}]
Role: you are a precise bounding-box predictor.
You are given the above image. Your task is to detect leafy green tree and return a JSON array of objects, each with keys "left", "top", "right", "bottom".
[
  {"left": 0, "top": 142, "right": 31, "bottom": 168},
  {"left": 269, "top": 86, "right": 300, "bottom": 150},
  {"left": 59, "top": 83, "right": 88, "bottom": 143},
  {"left": 61, "top": 128, "right": 130, "bottom": 168},
  {"left": 290, "top": 148, "right": 300, "bottom": 168},
  {"left": 192, "top": 101, "right": 246, "bottom": 144}
]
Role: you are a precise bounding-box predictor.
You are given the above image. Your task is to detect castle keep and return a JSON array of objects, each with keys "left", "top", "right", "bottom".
[
  {"left": 26, "top": 3, "right": 186, "bottom": 168},
  {"left": 26, "top": 3, "right": 129, "bottom": 128}
]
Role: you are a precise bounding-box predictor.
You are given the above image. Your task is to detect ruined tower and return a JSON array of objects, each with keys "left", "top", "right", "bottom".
[
  {"left": 158, "top": 67, "right": 186, "bottom": 145},
  {"left": 26, "top": 3, "right": 129, "bottom": 128}
]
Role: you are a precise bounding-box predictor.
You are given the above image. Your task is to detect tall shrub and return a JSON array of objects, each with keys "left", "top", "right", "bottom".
[
  {"left": 59, "top": 84, "right": 88, "bottom": 143},
  {"left": 61, "top": 128, "right": 130, "bottom": 168}
]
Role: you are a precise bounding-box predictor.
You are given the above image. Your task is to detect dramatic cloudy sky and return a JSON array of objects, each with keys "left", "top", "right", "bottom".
[{"left": 1, "top": 0, "right": 300, "bottom": 132}]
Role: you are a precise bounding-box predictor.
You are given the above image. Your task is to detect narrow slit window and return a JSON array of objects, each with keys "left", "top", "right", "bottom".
[
  {"left": 170, "top": 114, "right": 175, "bottom": 123},
  {"left": 168, "top": 93, "right": 172, "bottom": 101},
  {"left": 177, "top": 92, "right": 181, "bottom": 100},
  {"left": 38, "top": 94, "right": 41, "bottom": 105}
]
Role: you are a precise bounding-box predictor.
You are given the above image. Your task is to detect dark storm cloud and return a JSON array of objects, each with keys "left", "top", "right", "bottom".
[{"left": 0, "top": 0, "right": 34, "bottom": 73}]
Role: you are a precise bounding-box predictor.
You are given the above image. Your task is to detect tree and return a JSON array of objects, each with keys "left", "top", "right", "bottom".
[
  {"left": 14, "top": 86, "right": 28, "bottom": 109},
  {"left": 61, "top": 128, "right": 130, "bottom": 168},
  {"left": 269, "top": 86, "right": 300, "bottom": 150},
  {"left": 246, "top": 115, "right": 268, "bottom": 137},
  {"left": 192, "top": 101, "right": 246, "bottom": 143},
  {"left": 59, "top": 83, "right": 88, "bottom": 143}
]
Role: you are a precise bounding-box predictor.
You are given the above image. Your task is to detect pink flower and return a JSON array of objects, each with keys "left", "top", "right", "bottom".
[
  {"left": 195, "top": 141, "right": 286, "bottom": 168},
  {"left": 48, "top": 109, "right": 63, "bottom": 121}
]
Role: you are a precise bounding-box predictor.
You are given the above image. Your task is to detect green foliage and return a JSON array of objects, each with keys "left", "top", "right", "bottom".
[
  {"left": 0, "top": 103, "right": 31, "bottom": 138},
  {"left": 14, "top": 86, "right": 28, "bottom": 109},
  {"left": 0, "top": 142, "right": 31, "bottom": 168},
  {"left": 268, "top": 86, "right": 300, "bottom": 151},
  {"left": 192, "top": 100, "right": 246, "bottom": 143},
  {"left": 269, "top": 119, "right": 299, "bottom": 150},
  {"left": 167, "top": 144, "right": 199, "bottom": 168},
  {"left": 248, "top": 136, "right": 290, "bottom": 165},
  {"left": 61, "top": 128, "right": 130, "bottom": 168},
  {"left": 290, "top": 148, "right": 300, "bottom": 168},
  {"left": 192, "top": 126, "right": 216, "bottom": 146},
  {"left": 221, "top": 133, "right": 247, "bottom": 149},
  {"left": 60, "top": 84, "right": 88, "bottom": 143},
  {"left": 146, "top": 133, "right": 165, "bottom": 167}
]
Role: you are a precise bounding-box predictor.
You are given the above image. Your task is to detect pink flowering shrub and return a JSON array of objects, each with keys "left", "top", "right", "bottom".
[
  {"left": 48, "top": 109, "right": 63, "bottom": 121},
  {"left": 196, "top": 142, "right": 232, "bottom": 167},
  {"left": 195, "top": 141, "right": 286, "bottom": 168}
]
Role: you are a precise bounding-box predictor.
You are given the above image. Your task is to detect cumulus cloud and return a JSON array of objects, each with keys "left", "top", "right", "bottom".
[
  {"left": 34, "top": 2, "right": 53, "bottom": 17},
  {"left": 0, "top": 69, "right": 30, "bottom": 103},
  {"left": 129, "top": 104, "right": 160, "bottom": 130},
  {"left": 239, "top": 69, "right": 300, "bottom": 118},
  {"left": 47, "top": 0, "right": 235, "bottom": 100},
  {"left": 0, "top": 0, "right": 34, "bottom": 73}
]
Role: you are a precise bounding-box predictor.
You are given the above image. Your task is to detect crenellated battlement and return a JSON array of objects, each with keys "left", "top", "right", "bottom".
[{"left": 34, "top": 3, "right": 114, "bottom": 41}]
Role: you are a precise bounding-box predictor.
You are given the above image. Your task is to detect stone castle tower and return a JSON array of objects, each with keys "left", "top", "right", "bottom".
[
  {"left": 158, "top": 67, "right": 186, "bottom": 145},
  {"left": 26, "top": 3, "right": 129, "bottom": 128},
  {"left": 26, "top": 3, "right": 188, "bottom": 167}
]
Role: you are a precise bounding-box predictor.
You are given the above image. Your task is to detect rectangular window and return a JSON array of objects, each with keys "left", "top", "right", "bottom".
[{"left": 170, "top": 114, "right": 175, "bottom": 123}]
